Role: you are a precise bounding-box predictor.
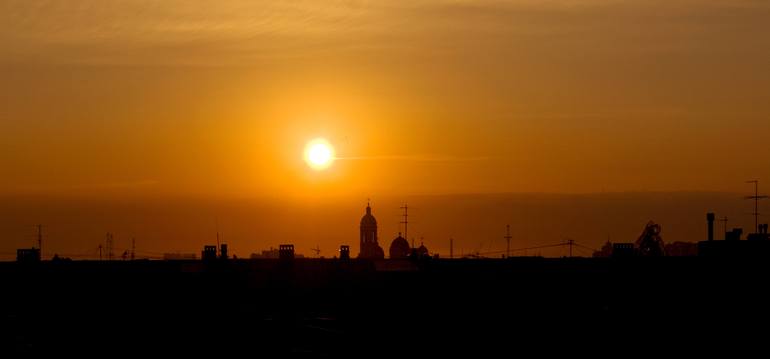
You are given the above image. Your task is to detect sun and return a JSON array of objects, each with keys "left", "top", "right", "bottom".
[{"left": 304, "top": 138, "right": 335, "bottom": 170}]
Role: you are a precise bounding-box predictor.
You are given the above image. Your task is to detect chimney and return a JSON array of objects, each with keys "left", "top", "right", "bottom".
[{"left": 707, "top": 213, "right": 715, "bottom": 241}]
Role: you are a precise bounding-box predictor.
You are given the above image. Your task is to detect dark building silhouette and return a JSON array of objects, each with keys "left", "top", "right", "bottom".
[
  {"left": 413, "top": 242, "right": 429, "bottom": 258},
  {"left": 726, "top": 228, "right": 743, "bottom": 241},
  {"left": 611, "top": 243, "right": 635, "bottom": 258},
  {"left": 358, "top": 203, "right": 384, "bottom": 259},
  {"left": 747, "top": 224, "right": 770, "bottom": 241},
  {"left": 389, "top": 233, "right": 410, "bottom": 259},
  {"left": 219, "top": 244, "right": 228, "bottom": 260},
  {"left": 279, "top": 244, "right": 295, "bottom": 260},
  {"left": 339, "top": 245, "right": 350, "bottom": 260},
  {"left": 250, "top": 247, "right": 305, "bottom": 259},
  {"left": 202, "top": 245, "right": 217, "bottom": 261},
  {"left": 16, "top": 248, "right": 41, "bottom": 262},
  {"left": 163, "top": 252, "right": 197, "bottom": 260},
  {"left": 699, "top": 212, "right": 770, "bottom": 257},
  {"left": 593, "top": 241, "right": 613, "bottom": 258}
]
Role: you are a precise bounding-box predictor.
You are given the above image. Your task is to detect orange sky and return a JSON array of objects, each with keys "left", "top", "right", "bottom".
[{"left": 1, "top": 1, "right": 770, "bottom": 257}]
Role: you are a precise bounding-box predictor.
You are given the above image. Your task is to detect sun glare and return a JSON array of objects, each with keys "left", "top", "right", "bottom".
[{"left": 304, "top": 138, "right": 335, "bottom": 170}]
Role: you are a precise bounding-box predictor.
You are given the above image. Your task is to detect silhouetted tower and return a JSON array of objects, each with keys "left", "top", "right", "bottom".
[
  {"left": 339, "top": 245, "right": 350, "bottom": 260},
  {"left": 504, "top": 225, "right": 512, "bottom": 258},
  {"left": 220, "top": 243, "right": 228, "bottom": 259},
  {"left": 707, "top": 213, "right": 715, "bottom": 241},
  {"left": 746, "top": 180, "right": 768, "bottom": 234},
  {"left": 567, "top": 238, "right": 574, "bottom": 257},
  {"left": 98, "top": 244, "right": 103, "bottom": 261},
  {"left": 359, "top": 201, "right": 384, "bottom": 259}
]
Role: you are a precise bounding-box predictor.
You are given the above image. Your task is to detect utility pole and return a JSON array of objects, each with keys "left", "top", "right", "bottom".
[
  {"left": 504, "top": 225, "right": 512, "bottom": 259},
  {"left": 746, "top": 180, "right": 768, "bottom": 234},
  {"left": 98, "top": 244, "right": 103, "bottom": 261},
  {"left": 567, "top": 239, "right": 574, "bottom": 258}
]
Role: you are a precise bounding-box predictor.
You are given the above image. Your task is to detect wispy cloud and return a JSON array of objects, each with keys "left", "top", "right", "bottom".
[
  {"left": 337, "top": 155, "right": 491, "bottom": 162},
  {"left": 4, "top": 0, "right": 768, "bottom": 66}
]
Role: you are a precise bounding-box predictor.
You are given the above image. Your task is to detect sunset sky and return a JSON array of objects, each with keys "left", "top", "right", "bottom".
[{"left": 2, "top": 1, "right": 770, "bottom": 257}]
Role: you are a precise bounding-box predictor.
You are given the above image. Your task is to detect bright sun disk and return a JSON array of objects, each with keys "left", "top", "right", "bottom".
[{"left": 304, "top": 138, "right": 335, "bottom": 170}]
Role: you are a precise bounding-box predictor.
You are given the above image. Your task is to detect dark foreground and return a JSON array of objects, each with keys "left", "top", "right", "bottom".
[{"left": 2, "top": 257, "right": 769, "bottom": 356}]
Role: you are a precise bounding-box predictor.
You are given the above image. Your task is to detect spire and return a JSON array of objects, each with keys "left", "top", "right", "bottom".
[{"left": 366, "top": 199, "right": 371, "bottom": 215}]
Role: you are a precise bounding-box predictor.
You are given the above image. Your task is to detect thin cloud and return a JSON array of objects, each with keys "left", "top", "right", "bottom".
[{"left": 336, "top": 155, "right": 492, "bottom": 162}]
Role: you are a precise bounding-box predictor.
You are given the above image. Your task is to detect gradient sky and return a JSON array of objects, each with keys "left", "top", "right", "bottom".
[{"left": 1, "top": 1, "right": 770, "bottom": 257}]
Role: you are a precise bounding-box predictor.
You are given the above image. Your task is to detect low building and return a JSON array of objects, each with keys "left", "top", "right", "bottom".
[
  {"left": 17, "top": 248, "right": 41, "bottom": 262},
  {"left": 163, "top": 253, "right": 198, "bottom": 260}
]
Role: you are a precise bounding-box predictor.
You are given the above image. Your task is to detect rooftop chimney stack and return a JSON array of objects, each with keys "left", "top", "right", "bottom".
[{"left": 707, "top": 213, "right": 715, "bottom": 241}]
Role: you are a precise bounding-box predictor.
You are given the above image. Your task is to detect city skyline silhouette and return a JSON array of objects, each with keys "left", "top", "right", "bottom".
[{"left": 3, "top": 0, "right": 770, "bottom": 356}]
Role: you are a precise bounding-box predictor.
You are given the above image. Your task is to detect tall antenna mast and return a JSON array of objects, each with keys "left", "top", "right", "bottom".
[
  {"left": 400, "top": 203, "right": 409, "bottom": 247},
  {"left": 746, "top": 180, "right": 768, "bottom": 233},
  {"left": 504, "top": 225, "right": 512, "bottom": 259}
]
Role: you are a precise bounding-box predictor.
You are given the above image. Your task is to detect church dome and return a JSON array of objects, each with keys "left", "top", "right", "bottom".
[
  {"left": 360, "top": 204, "right": 377, "bottom": 228},
  {"left": 389, "top": 233, "right": 411, "bottom": 259},
  {"left": 416, "top": 243, "right": 429, "bottom": 257}
]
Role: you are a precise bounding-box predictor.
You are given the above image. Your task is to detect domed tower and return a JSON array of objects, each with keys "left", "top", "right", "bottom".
[
  {"left": 359, "top": 202, "right": 384, "bottom": 259},
  {"left": 389, "top": 232, "right": 411, "bottom": 259}
]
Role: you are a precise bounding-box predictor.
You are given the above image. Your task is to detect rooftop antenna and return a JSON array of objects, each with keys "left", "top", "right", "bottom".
[
  {"left": 746, "top": 180, "right": 768, "bottom": 233},
  {"left": 504, "top": 225, "right": 512, "bottom": 259},
  {"left": 400, "top": 203, "right": 409, "bottom": 247}
]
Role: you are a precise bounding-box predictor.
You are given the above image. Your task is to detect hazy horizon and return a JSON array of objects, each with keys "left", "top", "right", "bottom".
[
  {"left": 3, "top": 1, "right": 770, "bottom": 259},
  {"left": 1, "top": 191, "right": 763, "bottom": 260}
]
